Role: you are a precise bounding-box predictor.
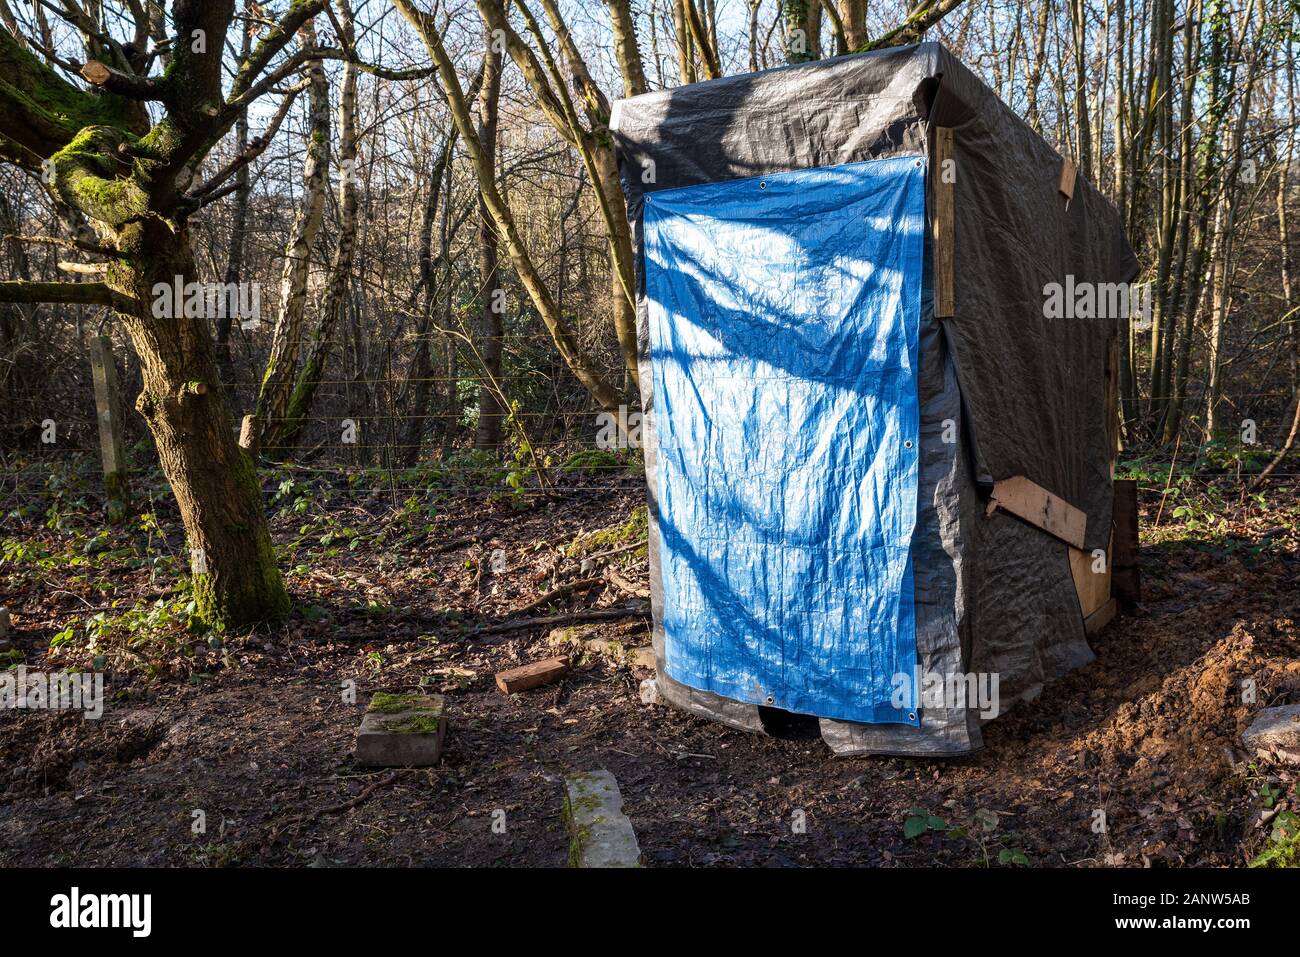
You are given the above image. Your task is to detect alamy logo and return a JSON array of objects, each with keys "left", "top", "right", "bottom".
[
  {"left": 49, "top": 887, "right": 151, "bottom": 937},
  {"left": 596, "top": 405, "right": 642, "bottom": 450},
  {"left": 1042, "top": 275, "right": 1151, "bottom": 324},
  {"left": 1, "top": 666, "right": 103, "bottom": 719},
  {"left": 891, "top": 668, "right": 1001, "bottom": 719},
  {"left": 152, "top": 275, "right": 261, "bottom": 328}
]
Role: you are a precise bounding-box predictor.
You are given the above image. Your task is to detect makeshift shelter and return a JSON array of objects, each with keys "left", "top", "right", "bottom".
[{"left": 610, "top": 42, "right": 1140, "bottom": 756}]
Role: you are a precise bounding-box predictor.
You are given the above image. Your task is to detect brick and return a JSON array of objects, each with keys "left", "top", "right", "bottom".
[{"left": 495, "top": 656, "right": 568, "bottom": 694}]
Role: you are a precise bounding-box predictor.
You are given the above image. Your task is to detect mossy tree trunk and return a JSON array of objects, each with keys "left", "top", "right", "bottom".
[
  {"left": 256, "top": 20, "right": 331, "bottom": 453},
  {"left": 474, "top": 35, "right": 505, "bottom": 451},
  {"left": 113, "top": 220, "right": 290, "bottom": 626},
  {"left": 0, "top": 1, "right": 329, "bottom": 628},
  {"left": 278, "top": 0, "right": 361, "bottom": 453}
]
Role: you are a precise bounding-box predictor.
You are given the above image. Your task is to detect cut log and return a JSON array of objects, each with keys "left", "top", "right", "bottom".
[{"left": 495, "top": 656, "right": 569, "bottom": 694}]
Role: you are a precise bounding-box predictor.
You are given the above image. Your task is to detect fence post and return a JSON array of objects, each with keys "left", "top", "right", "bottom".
[
  {"left": 87, "top": 334, "right": 130, "bottom": 518},
  {"left": 239, "top": 414, "right": 259, "bottom": 455}
]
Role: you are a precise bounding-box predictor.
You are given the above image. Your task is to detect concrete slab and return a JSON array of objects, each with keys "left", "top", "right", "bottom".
[{"left": 564, "top": 770, "right": 641, "bottom": 868}]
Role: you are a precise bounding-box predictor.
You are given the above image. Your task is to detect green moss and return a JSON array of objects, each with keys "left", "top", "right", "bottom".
[
  {"left": 1250, "top": 831, "right": 1300, "bottom": 868},
  {"left": 563, "top": 792, "right": 593, "bottom": 867},
  {"left": 0, "top": 32, "right": 134, "bottom": 134},
  {"left": 49, "top": 127, "right": 148, "bottom": 226},
  {"left": 370, "top": 692, "right": 436, "bottom": 714},
  {"left": 378, "top": 713, "right": 441, "bottom": 734},
  {"left": 558, "top": 449, "right": 622, "bottom": 476},
  {"left": 566, "top": 505, "right": 648, "bottom": 558}
]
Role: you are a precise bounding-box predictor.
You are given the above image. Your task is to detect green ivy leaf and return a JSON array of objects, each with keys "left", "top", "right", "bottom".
[{"left": 903, "top": 816, "right": 928, "bottom": 840}]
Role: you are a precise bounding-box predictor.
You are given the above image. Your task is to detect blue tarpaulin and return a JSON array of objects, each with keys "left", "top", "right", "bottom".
[{"left": 644, "top": 155, "right": 926, "bottom": 725}]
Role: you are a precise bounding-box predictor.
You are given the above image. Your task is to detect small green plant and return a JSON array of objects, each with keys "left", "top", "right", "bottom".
[
  {"left": 904, "top": 806, "right": 1030, "bottom": 866},
  {"left": 1249, "top": 780, "right": 1300, "bottom": 868},
  {"left": 903, "top": 808, "right": 948, "bottom": 840}
]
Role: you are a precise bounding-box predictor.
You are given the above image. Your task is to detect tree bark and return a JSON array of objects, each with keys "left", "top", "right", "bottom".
[
  {"left": 256, "top": 20, "right": 331, "bottom": 451},
  {"left": 474, "top": 35, "right": 505, "bottom": 450},
  {"left": 279, "top": 0, "right": 362, "bottom": 452},
  {"left": 0, "top": 3, "right": 325, "bottom": 627}
]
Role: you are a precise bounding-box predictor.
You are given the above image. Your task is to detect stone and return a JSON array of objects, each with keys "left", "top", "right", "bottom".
[
  {"left": 547, "top": 625, "right": 597, "bottom": 648},
  {"left": 1243, "top": 704, "right": 1300, "bottom": 764},
  {"left": 0, "top": 606, "right": 10, "bottom": 639},
  {"left": 630, "top": 646, "right": 655, "bottom": 670},
  {"left": 564, "top": 770, "right": 641, "bottom": 868},
  {"left": 355, "top": 693, "right": 446, "bottom": 767},
  {"left": 639, "top": 677, "right": 662, "bottom": 706}
]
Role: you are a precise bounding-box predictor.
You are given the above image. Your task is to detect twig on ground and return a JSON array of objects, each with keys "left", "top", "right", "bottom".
[
  {"left": 468, "top": 602, "right": 650, "bottom": 639},
  {"left": 511, "top": 577, "right": 602, "bottom": 615}
]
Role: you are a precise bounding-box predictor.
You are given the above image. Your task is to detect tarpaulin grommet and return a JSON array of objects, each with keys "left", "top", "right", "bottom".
[
  {"left": 908, "top": 712, "right": 917, "bottom": 721},
  {"left": 759, "top": 181, "right": 767, "bottom": 189},
  {"left": 904, "top": 439, "right": 914, "bottom": 449}
]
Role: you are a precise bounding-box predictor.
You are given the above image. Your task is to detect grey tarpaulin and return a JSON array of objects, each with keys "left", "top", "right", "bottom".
[{"left": 611, "top": 42, "right": 1138, "bottom": 756}]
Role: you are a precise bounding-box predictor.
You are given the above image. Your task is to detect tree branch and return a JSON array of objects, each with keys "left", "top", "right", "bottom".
[
  {"left": 80, "top": 59, "right": 165, "bottom": 100},
  {"left": 0, "top": 279, "right": 134, "bottom": 311},
  {"left": 857, "top": 0, "right": 966, "bottom": 52},
  {"left": 226, "top": 45, "right": 439, "bottom": 115},
  {"left": 190, "top": 80, "right": 309, "bottom": 200},
  {"left": 3, "top": 233, "right": 118, "bottom": 257}
]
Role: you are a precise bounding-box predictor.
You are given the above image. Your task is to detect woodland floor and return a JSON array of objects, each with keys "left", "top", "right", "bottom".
[{"left": 1, "top": 456, "right": 1298, "bottom": 867}]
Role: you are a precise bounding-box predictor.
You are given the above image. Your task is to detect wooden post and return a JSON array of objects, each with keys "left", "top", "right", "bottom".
[
  {"left": 87, "top": 334, "right": 130, "bottom": 516},
  {"left": 931, "top": 126, "right": 955, "bottom": 318},
  {"left": 238, "top": 414, "right": 259, "bottom": 455},
  {"left": 1111, "top": 479, "right": 1141, "bottom": 606}
]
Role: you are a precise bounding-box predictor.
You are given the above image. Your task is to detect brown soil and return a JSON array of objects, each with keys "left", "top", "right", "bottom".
[{"left": 1, "top": 474, "right": 1297, "bottom": 867}]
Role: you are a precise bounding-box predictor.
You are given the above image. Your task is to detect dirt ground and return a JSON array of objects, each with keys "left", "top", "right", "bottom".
[{"left": 2, "top": 465, "right": 1298, "bottom": 867}]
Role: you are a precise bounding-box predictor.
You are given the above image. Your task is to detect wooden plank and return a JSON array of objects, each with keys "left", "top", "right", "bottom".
[
  {"left": 985, "top": 475, "right": 1087, "bottom": 549},
  {"left": 1110, "top": 478, "right": 1141, "bottom": 606},
  {"left": 87, "top": 335, "right": 130, "bottom": 510},
  {"left": 495, "top": 656, "right": 569, "bottom": 694},
  {"left": 931, "top": 126, "right": 955, "bottom": 318},
  {"left": 1070, "top": 539, "right": 1112, "bottom": 620},
  {"left": 1083, "top": 597, "right": 1117, "bottom": 636},
  {"left": 1058, "top": 156, "right": 1077, "bottom": 202}
]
